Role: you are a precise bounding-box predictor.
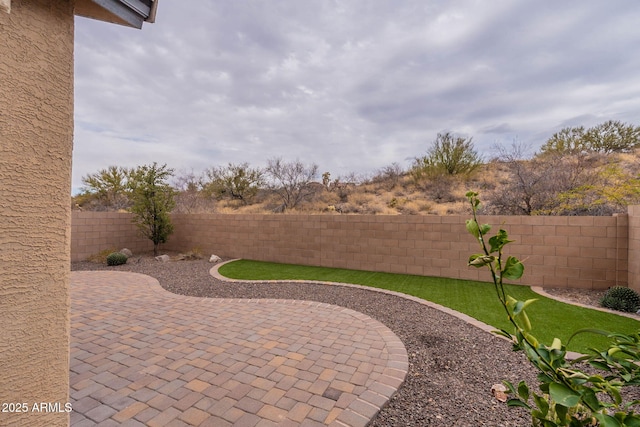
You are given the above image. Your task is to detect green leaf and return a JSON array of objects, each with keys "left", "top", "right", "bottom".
[
  {"left": 517, "top": 311, "right": 533, "bottom": 333},
  {"left": 512, "top": 298, "right": 537, "bottom": 316},
  {"left": 589, "top": 360, "right": 613, "bottom": 372},
  {"left": 502, "top": 256, "right": 525, "bottom": 280},
  {"left": 533, "top": 392, "right": 550, "bottom": 416},
  {"left": 489, "top": 229, "right": 513, "bottom": 253},
  {"left": 622, "top": 414, "right": 640, "bottom": 427},
  {"left": 594, "top": 413, "right": 622, "bottom": 427},
  {"left": 503, "top": 380, "right": 517, "bottom": 395},
  {"left": 466, "top": 219, "right": 480, "bottom": 238},
  {"left": 468, "top": 255, "right": 495, "bottom": 267},
  {"left": 506, "top": 398, "right": 530, "bottom": 409},
  {"left": 517, "top": 381, "right": 529, "bottom": 401},
  {"left": 493, "top": 329, "right": 513, "bottom": 340},
  {"left": 581, "top": 388, "right": 602, "bottom": 411},
  {"left": 554, "top": 403, "right": 568, "bottom": 422},
  {"left": 549, "top": 383, "right": 581, "bottom": 407},
  {"left": 609, "top": 385, "right": 623, "bottom": 405}
]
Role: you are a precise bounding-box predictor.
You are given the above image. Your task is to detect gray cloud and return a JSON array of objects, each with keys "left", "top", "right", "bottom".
[{"left": 72, "top": 0, "right": 640, "bottom": 191}]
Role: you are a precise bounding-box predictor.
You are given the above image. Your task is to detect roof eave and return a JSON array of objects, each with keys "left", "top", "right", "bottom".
[{"left": 75, "top": 0, "right": 156, "bottom": 29}]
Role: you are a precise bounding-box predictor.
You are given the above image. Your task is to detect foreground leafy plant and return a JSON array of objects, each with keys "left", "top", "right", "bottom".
[{"left": 466, "top": 191, "right": 640, "bottom": 427}]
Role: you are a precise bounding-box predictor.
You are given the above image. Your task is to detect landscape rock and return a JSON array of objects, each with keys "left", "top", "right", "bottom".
[
  {"left": 491, "top": 384, "right": 508, "bottom": 402},
  {"left": 209, "top": 254, "right": 222, "bottom": 263},
  {"left": 155, "top": 254, "right": 171, "bottom": 262},
  {"left": 120, "top": 248, "right": 133, "bottom": 258}
]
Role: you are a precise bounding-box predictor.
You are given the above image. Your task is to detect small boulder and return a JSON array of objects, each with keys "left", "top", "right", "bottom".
[
  {"left": 491, "top": 384, "right": 508, "bottom": 402},
  {"left": 155, "top": 254, "right": 171, "bottom": 262},
  {"left": 120, "top": 248, "right": 133, "bottom": 258},
  {"left": 209, "top": 254, "right": 222, "bottom": 263}
]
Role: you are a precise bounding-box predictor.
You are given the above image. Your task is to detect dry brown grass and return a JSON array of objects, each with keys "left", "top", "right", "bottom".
[
  {"left": 86, "top": 247, "right": 118, "bottom": 263},
  {"left": 195, "top": 159, "right": 518, "bottom": 216}
]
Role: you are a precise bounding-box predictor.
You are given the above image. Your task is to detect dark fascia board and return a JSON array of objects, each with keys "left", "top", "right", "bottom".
[{"left": 88, "top": 0, "right": 155, "bottom": 29}]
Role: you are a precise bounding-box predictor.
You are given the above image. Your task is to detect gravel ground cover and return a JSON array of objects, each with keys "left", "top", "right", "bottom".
[{"left": 72, "top": 255, "right": 611, "bottom": 426}]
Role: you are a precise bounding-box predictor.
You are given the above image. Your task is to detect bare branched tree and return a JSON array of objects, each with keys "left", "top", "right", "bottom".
[
  {"left": 172, "top": 169, "right": 216, "bottom": 213},
  {"left": 372, "top": 162, "right": 405, "bottom": 190},
  {"left": 487, "top": 143, "right": 601, "bottom": 215},
  {"left": 265, "top": 158, "right": 319, "bottom": 211}
]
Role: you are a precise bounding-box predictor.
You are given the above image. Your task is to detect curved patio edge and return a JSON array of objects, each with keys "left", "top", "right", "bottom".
[
  {"left": 211, "top": 259, "right": 500, "bottom": 337},
  {"left": 70, "top": 270, "right": 408, "bottom": 427},
  {"left": 210, "top": 260, "right": 607, "bottom": 361}
]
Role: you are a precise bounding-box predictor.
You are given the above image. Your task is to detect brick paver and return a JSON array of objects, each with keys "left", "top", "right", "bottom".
[{"left": 70, "top": 271, "right": 408, "bottom": 426}]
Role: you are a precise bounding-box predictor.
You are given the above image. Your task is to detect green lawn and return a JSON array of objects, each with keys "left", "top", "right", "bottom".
[{"left": 218, "top": 259, "right": 640, "bottom": 354}]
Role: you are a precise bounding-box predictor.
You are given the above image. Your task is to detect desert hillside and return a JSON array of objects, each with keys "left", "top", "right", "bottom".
[{"left": 74, "top": 148, "right": 640, "bottom": 217}]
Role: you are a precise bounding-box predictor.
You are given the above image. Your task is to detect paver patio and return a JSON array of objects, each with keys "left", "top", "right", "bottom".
[{"left": 69, "top": 271, "right": 408, "bottom": 426}]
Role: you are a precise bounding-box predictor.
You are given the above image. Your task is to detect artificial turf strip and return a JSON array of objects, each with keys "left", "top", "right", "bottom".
[{"left": 218, "top": 259, "right": 640, "bottom": 354}]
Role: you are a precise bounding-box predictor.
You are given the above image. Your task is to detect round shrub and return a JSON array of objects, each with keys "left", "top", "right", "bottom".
[
  {"left": 600, "top": 286, "right": 640, "bottom": 313},
  {"left": 106, "top": 252, "right": 128, "bottom": 266}
]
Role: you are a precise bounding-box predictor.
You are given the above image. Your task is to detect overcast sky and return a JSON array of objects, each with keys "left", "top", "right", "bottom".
[{"left": 72, "top": 1, "right": 640, "bottom": 192}]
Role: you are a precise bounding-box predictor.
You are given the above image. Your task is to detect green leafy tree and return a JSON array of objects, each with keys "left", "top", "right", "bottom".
[
  {"left": 411, "top": 132, "right": 482, "bottom": 179},
  {"left": 539, "top": 126, "right": 587, "bottom": 156},
  {"left": 540, "top": 121, "right": 640, "bottom": 156},
  {"left": 78, "top": 165, "right": 132, "bottom": 210},
  {"left": 128, "top": 163, "right": 176, "bottom": 255},
  {"left": 584, "top": 120, "right": 640, "bottom": 154},
  {"left": 203, "top": 163, "right": 264, "bottom": 205}
]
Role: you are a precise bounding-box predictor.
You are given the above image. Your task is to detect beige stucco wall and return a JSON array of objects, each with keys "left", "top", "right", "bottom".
[{"left": 0, "top": 0, "right": 74, "bottom": 425}]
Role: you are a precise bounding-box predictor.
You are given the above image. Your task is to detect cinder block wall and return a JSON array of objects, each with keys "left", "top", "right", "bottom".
[
  {"left": 70, "top": 212, "right": 153, "bottom": 261},
  {"left": 71, "top": 211, "right": 630, "bottom": 290},
  {"left": 167, "top": 213, "right": 629, "bottom": 290},
  {"left": 628, "top": 206, "right": 640, "bottom": 291}
]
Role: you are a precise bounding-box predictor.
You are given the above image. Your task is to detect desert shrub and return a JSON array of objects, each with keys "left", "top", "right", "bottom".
[
  {"left": 106, "top": 252, "right": 128, "bottom": 266},
  {"left": 175, "top": 248, "right": 204, "bottom": 261},
  {"left": 601, "top": 286, "right": 640, "bottom": 313},
  {"left": 411, "top": 132, "right": 482, "bottom": 179}
]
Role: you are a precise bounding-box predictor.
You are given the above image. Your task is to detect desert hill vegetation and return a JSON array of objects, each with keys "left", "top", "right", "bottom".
[{"left": 73, "top": 120, "right": 640, "bottom": 216}]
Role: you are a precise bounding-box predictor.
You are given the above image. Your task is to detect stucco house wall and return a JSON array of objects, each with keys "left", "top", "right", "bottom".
[
  {"left": 0, "top": 0, "right": 74, "bottom": 425},
  {"left": 1, "top": 1, "right": 153, "bottom": 424}
]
